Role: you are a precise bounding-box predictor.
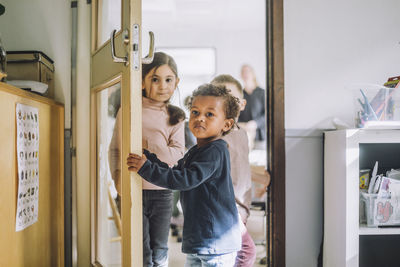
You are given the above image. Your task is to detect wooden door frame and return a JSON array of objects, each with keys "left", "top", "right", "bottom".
[{"left": 266, "top": 0, "right": 285, "bottom": 266}]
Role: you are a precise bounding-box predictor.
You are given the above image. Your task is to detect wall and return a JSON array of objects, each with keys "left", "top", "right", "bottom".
[
  {"left": 285, "top": 130, "right": 324, "bottom": 267},
  {"left": 284, "top": 0, "right": 400, "bottom": 130},
  {"left": 75, "top": 1, "right": 91, "bottom": 267},
  {"left": 142, "top": 0, "right": 266, "bottom": 91},
  {"left": 0, "top": 0, "right": 71, "bottom": 128},
  {"left": 145, "top": 28, "right": 266, "bottom": 89},
  {"left": 284, "top": 1, "right": 400, "bottom": 266}
]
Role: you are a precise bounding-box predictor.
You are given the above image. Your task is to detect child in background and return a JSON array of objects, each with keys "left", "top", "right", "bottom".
[
  {"left": 170, "top": 95, "right": 196, "bottom": 241},
  {"left": 127, "top": 83, "right": 242, "bottom": 267},
  {"left": 212, "top": 74, "right": 256, "bottom": 267},
  {"left": 110, "top": 52, "right": 185, "bottom": 266}
]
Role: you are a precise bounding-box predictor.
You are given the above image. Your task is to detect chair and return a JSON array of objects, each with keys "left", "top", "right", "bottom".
[{"left": 107, "top": 184, "right": 122, "bottom": 243}]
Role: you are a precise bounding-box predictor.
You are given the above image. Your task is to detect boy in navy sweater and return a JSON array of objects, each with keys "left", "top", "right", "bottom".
[{"left": 127, "top": 83, "right": 241, "bottom": 266}]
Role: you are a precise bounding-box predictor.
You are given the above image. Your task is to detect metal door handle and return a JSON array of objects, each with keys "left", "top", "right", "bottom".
[
  {"left": 110, "top": 29, "right": 128, "bottom": 65},
  {"left": 142, "top": 31, "right": 155, "bottom": 64}
]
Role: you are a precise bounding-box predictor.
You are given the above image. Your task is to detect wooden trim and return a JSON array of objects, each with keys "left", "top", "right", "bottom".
[
  {"left": 0, "top": 82, "right": 63, "bottom": 107},
  {"left": 91, "top": 30, "right": 122, "bottom": 58},
  {"left": 91, "top": 74, "right": 122, "bottom": 93},
  {"left": 128, "top": 1, "right": 143, "bottom": 266},
  {"left": 266, "top": 0, "right": 285, "bottom": 266},
  {"left": 58, "top": 105, "right": 65, "bottom": 266},
  {"left": 90, "top": 91, "right": 97, "bottom": 264},
  {"left": 91, "top": 0, "right": 98, "bottom": 52}
]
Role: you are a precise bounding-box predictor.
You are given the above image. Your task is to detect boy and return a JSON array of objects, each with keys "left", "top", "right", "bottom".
[
  {"left": 212, "top": 74, "right": 256, "bottom": 267},
  {"left": 127, "top": 83, "right": 242, "bottom": 267}
]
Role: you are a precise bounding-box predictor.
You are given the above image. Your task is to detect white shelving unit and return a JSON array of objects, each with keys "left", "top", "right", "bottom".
[{"left": 323, "top": 129, "right": 400, "bottom": 267}]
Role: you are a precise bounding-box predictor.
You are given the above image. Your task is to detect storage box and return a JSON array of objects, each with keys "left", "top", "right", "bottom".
[
  {"left": 6, "top": 51, "right": 54, "bottom": 98},
  {"left": 353, "top": 82, "right": 400, "bottom": 129},
  {"left": 360, "top": 192, "right": 400, "bottom": 227}
]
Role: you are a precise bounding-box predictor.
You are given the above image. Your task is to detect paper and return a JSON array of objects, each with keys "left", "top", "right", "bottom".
[
  {"left": 15, "top": 103, "right": 39, "bottom": 231},
  {"left": 368, "top": 161, "right": 379, "bottom": 194},
  {"left": 372, "top": 178, "right": 400, "bottom": 226}
]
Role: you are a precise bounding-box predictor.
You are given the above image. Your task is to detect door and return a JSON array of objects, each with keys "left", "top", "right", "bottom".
[{"left": 90, "top": 0, "right": 153, "bottom": 266}]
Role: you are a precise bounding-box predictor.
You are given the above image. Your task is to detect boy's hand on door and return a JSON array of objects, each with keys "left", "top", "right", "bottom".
[{"left": 126, "top": 153, "right": 147, "bottom": 172}]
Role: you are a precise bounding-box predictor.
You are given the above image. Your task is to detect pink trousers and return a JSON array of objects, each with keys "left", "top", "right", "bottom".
[{"left": 234, "top": 225, "right": 257, "bottom": 267}]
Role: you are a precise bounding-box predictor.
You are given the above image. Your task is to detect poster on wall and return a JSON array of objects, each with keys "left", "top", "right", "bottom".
[{"left": 15, "top": 103, "right": 39, "bottom": 231}]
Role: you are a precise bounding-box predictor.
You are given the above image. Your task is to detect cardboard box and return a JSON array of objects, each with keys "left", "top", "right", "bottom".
[{"left": 6, "top": 51, "right": 54, "bottom": 98}]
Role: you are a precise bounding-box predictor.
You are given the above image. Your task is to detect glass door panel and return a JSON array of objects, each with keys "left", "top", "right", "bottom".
[
  {"left": 95, "top": 0, "right": 122, "bottom": 49},
  {"left": 95, "top": 83, "right": 122, "bottom": 266}
]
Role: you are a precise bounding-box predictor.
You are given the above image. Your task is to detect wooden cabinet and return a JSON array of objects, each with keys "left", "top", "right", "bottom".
[
  {"left": 323, "top": 129, "right": 400, "bottom": 267},
  {"left": 0, "top": 82, "right": 64, "bottom": 266}
]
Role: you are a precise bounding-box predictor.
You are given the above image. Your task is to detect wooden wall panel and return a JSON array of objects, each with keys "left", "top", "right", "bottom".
[{"left": 0, "top": 82, "right": 64, "bottom": 267}]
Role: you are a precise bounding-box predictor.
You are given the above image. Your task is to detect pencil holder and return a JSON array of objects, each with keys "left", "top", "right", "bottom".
[{"left": 353, "top": 81, "right": 400, "bottom": 129}]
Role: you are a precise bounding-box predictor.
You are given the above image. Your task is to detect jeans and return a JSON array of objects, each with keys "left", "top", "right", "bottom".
[
  {"left": 185, "top": 252, "right": 237, "bottom": 267},
  {"left": 143, "top": 190, "right": 173, "bottom": 267}
]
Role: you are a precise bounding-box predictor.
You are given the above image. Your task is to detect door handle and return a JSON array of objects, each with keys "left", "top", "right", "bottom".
[
  {"left": 132, "top": 26, "right": 155, "bottom": 70},
  {"left": 142, "top": 31, "right": 155, "bottom": 64},
  {"left": 110, "top": 29, "right": 128, "bottom": 65}
]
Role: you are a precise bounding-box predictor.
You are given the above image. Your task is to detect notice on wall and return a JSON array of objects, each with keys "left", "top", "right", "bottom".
[{"left": 15, "top": 103, "right": 39, "bottom": 231}]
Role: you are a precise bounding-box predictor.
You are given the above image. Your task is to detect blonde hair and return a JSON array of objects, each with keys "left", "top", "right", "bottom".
[
  {"left": 241, "top": 64, "right": 258, "bottom": 86},
  {"left": 211, "top": 74, "right": 244, "bottom": 97}
]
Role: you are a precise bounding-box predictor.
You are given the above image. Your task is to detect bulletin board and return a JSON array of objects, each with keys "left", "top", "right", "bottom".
[{"left": 0, "top": 82, "right": 64, "bottom": 266}]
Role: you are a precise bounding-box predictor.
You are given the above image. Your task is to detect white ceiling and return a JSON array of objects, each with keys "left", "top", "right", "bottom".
[{"left": 142, "top": 0, "right": 266, "bottom": 31}]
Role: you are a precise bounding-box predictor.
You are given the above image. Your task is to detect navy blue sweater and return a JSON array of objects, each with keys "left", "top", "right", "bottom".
[{"left": 138, "top": 139, "right": 241, "bottom": 254}]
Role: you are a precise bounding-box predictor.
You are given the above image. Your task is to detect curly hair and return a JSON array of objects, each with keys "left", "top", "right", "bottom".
[{"left": 188, "top": 83, "right": 240, "bottom": 135}]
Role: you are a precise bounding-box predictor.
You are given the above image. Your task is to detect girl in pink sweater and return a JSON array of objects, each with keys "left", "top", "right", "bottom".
[
  {"left": 109, "top": 52, "right": 185, "bottom": 266},
  {"left": 141, "top": 52, "right": 185, "bottom": 266}
]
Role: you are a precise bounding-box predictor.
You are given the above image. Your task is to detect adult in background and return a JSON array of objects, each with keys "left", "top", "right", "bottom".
[{"left": 238, "top": 64, "right": 266, "bottom": 150}]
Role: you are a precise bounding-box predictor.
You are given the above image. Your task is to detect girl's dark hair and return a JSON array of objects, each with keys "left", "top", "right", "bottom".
[
  {"left": 211, "top": 74, "right": 244, "bottom": 97},
  {"left": 142, "top": 51, "right": 184, "bottom": 125},
  {"left": 188, "top": 83, "right": 240, "bottom": 135},
  {"left": 142, "top": 51, "right": 178, "bottom": 80}
]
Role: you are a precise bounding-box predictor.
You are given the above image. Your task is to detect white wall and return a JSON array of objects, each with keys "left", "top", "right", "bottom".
[
  {"left": 286, "top": 130, "right": 324, "bottom": 267},
  {"left": 284, "top": 1, "right": 400, "bottom": 266},
  {"left": 145, "top": 28, "right": 266, "bottom": 89},
  {"left": 143, "top": 0, "right": 266, "bottom": 91},
  {"left": 284, "top": 0, "right": 400, "bottom": 129},
  {"left": 0, "top": 0, "right": 71, "bottom": 128}
]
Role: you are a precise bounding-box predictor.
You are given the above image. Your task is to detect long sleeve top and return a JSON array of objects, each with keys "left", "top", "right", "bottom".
[
  {"left": 138, "top": 139, "right": 241, "bottom": 254},
  {"left": 222, "top": 127, "right": 252, "bottom": 223},
  {"left": 108, "top": 97, "right": 185, "bottom": 192},
  {"left": 142, "top": 97, "right": 185, "bottom": 190},
  {"left": 238, "top": 87, "right": 266, "bottom": 141}
]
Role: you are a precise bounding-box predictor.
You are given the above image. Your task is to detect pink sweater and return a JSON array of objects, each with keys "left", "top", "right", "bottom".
[
  {"left": 222, "top": 127, "right": 252, "bottom": 222},
  {"left": 108, "top": 97, "right": 185, "bottom": 192},
  {"left": 141, "top": 97, "right": 185, "bottom": 190}
]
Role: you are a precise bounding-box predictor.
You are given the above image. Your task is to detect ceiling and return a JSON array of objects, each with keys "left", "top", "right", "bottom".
[{"left": 142, "top": 0, "right": 266, "bottom": 31}]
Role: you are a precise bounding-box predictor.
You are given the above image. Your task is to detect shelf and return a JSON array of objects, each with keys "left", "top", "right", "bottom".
[
  {"left": 359, "top": 224, "right": 400, "bottom": 235},
  {"left": 324, "top": 130, "right": 400, "bottom": 267}
]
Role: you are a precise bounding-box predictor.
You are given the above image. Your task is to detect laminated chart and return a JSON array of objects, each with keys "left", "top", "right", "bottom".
[{"left": 15, "top": 103, "right": 39, "bottom": 231}]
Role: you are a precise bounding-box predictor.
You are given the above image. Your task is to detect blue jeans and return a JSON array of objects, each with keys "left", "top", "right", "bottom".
[
  {"left": 143, "top": 190, "right": 173, "bottom": 267},
  {"left": 185, "top": 252, "right": 237, "bottom": 267}
]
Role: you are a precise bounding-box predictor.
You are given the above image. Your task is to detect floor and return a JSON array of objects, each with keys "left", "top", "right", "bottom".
[
  {"left": 168, "top": 209, "right": 267, "bottom": 266},
  {"left": 106, "top": 206, "right": 267, "bottom": 266}
]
